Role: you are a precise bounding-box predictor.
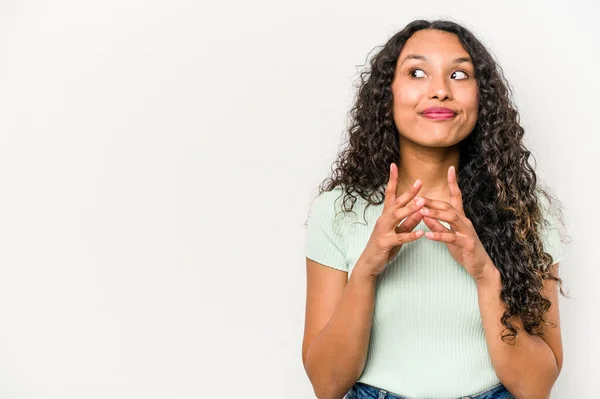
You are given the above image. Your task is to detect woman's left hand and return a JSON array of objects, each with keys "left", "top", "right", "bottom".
[{"left": 416, "top": 166, "right": 496, "bottom": 282}]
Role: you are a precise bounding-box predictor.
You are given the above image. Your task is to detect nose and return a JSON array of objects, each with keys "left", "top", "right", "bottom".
[{"left": 428, "top": 74, "right": 451, "bottom": 101}]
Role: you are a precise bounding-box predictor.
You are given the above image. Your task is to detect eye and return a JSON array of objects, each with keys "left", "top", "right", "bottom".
[
  {"left": 409, "top": 68, "right": 426, "bottom": 78},
  {"left": 451, "top": 70, "right": 469, "bottom": 80},
  {"left": 408, "top": 68, "right": 469, "bottom": 80}
]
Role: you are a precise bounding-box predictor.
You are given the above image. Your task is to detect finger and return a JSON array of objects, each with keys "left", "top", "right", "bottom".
[
  {"left": 385, "top": 163, "right": 398, "bottom": 207},
  {"left": 389, "top": 196, "right": 425, "bottom": 228},
  {"left": 394, "top": 178, "right": 422, "bottom": 208},
  {"left": 424, "top": 231, "right": 462, "bottom": 244},
  {"left": 382, "top": 230, "right": 424, "bottom": 247},
  {"left": 419, "top": 207, "right": 468, "bottom": 231},
  {"left": 395, "top": 211, "right": 424, "bottom": 233},
  {"left": 421, "top": 216, "right": 450, "bottom": 233},
  {"left": 416, "top": 197, "right": 454, "bottom": 211},
  {"left": 447, "top": 166, "right": 465, "bottom": 215}
]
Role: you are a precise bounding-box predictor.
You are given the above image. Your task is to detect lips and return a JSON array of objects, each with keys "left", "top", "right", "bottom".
[
  {"left": 422, "top": 107, "right": 456, "bottom": 114},
  {"left": 421, "top": 112, "right": 455, "bottom": 120},
  {"left": 421, "top": 107, "right": 456, "bottom": 120}
]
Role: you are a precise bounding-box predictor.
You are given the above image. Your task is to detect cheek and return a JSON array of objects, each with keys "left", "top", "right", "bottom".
[
  {"left": 392, "top": 81, "right": 422, "bottom": 107},
  {"left": 457, "top": 89, "right": 479, "bottom": 117},
  {"left": 468, "top": 94, "right": 479, "bottom": 113}
]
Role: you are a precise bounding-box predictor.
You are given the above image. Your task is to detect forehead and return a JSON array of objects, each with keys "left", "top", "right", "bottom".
[{"left": 399, "top": 29, "right": 468, "bottom": 60}]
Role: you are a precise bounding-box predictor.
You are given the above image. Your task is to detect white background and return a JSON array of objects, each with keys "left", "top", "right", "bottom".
[{"left": 0, "top": 0, "right": 597, "bottom": 398}]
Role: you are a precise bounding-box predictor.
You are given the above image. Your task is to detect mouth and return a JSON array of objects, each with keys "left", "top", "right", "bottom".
[{"left": 420, "top": 112, "right": 456, "bottom": 121}]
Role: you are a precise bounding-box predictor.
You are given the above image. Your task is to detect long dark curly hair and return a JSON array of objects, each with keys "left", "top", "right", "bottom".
[{"left": 316, "top": 19, "right": 569, "bottom": 344}]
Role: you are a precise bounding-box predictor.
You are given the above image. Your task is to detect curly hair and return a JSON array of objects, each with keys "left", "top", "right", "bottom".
[{"left": 316, "top": 19, "right": 570, "bottom": 344}]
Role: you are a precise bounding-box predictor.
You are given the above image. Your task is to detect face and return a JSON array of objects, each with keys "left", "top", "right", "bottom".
[{"left": 391, "top": 29, "right": 479, "bottom": 148}]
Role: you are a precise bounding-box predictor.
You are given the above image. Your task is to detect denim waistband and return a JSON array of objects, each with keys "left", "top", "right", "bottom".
[{"left": 346, "top": 381, "right": 515, "bottom": 399}]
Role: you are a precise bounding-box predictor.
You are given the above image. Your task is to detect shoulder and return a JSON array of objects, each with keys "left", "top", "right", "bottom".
[
  {"left": 308, "top": 187, "right": 350, "bottom": 227},
  {"left": 307, "top": 186, "right": 373, "bottom": 233}
]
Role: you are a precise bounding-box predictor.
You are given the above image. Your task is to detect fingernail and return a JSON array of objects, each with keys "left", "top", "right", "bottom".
[
  {"left": 414, "top": 195, "right": 422, "bottom": 201},
  {"left": 413, "top": 179, "right": 421, "bottom": 187}
]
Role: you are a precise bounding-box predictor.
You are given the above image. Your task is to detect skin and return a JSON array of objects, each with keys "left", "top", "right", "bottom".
[{"left": 390, "top": 29, "right": 479, "bottom": 201}]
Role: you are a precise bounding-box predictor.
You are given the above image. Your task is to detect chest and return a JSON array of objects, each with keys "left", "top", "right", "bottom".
[{"left": 344, "top": 215, "right": 483, "bottom": 329}]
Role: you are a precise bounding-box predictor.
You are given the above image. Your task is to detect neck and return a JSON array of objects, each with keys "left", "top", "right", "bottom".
[{"left": 395, "top": 140, "right": 460, "bottom": 201}]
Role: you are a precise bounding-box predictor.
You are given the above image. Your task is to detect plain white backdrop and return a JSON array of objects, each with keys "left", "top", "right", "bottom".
[{"left": 0, "top": 0, "right": 597, "bottom": 398}]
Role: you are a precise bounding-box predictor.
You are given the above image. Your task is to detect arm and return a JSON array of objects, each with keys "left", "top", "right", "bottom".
[
  {"left": 475, "top": 262, "right": 563, "bottom": 399},
  {"left": 302, "top": 258, "right": 377, "bottom": 399}
]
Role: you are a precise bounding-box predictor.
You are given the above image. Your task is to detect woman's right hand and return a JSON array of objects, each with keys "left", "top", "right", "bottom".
[{"left": 355, "top": 163, "right": 425, "bottom": 279}]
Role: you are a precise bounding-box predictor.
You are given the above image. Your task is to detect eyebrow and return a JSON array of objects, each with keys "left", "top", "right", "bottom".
[{"left": 398, "top": 54, "right": 473, "bottom": 67}]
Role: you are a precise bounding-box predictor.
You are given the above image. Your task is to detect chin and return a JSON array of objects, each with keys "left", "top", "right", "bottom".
[
  {"left": 423, "top": 141, "right": 458, "bottom": 148},
  {"left": 410, "top": 135, "right": 465, "bottom": 149},
  {"left": 408, "top": 129, "right": 471, "bottom": 147}
]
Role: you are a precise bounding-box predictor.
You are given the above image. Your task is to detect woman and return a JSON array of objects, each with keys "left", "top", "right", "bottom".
[{"left": 301, "top": 19, "right": 568, "bottom": 399}]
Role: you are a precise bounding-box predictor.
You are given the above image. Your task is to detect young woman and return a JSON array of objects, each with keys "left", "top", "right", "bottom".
[{"left": 302, "top": 19, "right": 567, "bottom": 399}]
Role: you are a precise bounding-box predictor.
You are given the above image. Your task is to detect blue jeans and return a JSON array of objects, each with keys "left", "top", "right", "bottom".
[{"left": 345, "top": 381, "right": 515, "bottom": 399}]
